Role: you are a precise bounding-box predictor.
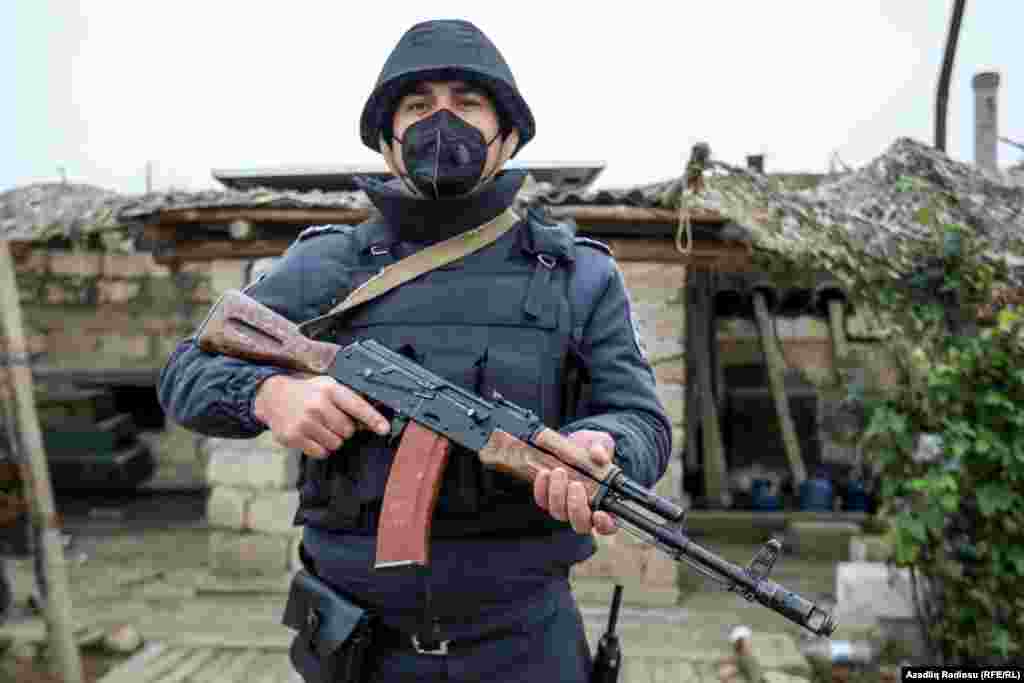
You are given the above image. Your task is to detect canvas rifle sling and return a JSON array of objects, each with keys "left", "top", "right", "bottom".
[{"left": 298, "top": 207, "right": 520, "bottom": 338}]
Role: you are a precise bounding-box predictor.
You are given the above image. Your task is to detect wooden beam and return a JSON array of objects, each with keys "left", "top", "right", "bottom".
[
  {"left": 752, "top": 292, "right": 807, "bottom": 489},
  {"left": 152, "top": 239, "right": 293, "bottom": 265},
  {"left": 155, "top": 207, "right": 372, "bottom": 225},
  {"left": 827, "top": 299, "right": 850, "bottom": 388},
  {"left": 547, "top": 205, "right": 727, "bottom": 224},
  {"left": 0, "top": 239, "right": 84, "bottom": 683},
  {"left": 595, "top": 238, "right": 753, "bottom": 267},
  {"left": 149, "top": 234, "right": 755, "bottom": 268},
  {"left": 690, "top": 270, "right": 729, "bottom": 507}
]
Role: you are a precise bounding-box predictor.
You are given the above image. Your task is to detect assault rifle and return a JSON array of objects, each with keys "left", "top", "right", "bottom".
[{"left": 196, "top": 290, "right": 836, "bottom": 637}]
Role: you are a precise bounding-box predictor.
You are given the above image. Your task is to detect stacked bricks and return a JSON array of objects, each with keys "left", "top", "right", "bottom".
[
  {"left": 13, "top": 247, "right": 215, "bottom": 371},
  {"left": 570, "top": 262, "right": 687, "bottom": 602},
  {"left": 204, "top": 431, "right": 304, "bottom": 576},
  {"left": 200, "top": 257, "right": 303, "bottom": 575}
]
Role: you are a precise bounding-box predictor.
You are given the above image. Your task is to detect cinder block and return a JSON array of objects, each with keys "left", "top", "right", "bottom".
[
  {"left": 14, "top": 248, "right": 49, "bottom": 274},
  {"left": 97, "top": 332, "right": 150, "bottom": 358},
  {"left": 786, "top": 521, "right": 861, "bottom": 562},
  {"left": 97, "top": 280, "right": 142, "bottom": 304},
  {"left": 206, "top": 486, "right": 254, "bottom": 530},
  {"left": 143, "top": 254, "right": 172, "bottom": 278},
  {"left": 102, "top": 253, "right": 149, "bottom": 279},
  {"left": 48, "top": 330, "right": 101, "bottom": 355},
  {"left": 849, "top": 534, "right": 893, "bottom": 563},
  {"left": 653, "top": 457, "right": 683, "bottom": 502},
  {"left": 209, "top": 260, "right": 247, "bottom": 296},
  {"left": 205, "top": 439, "right": 299, "bottom": 490},
  {"left": 208, "top": 530, "right": 290, "bottom": 576},
  {"left": 642, "top": 547, "right": 678, "bottom": 587},
  {"left": 655, "top": 382, "right": 685, "bottom": 425},
  {"left": 186, "top": 280, "right": 214, "bottom": 304},
  {"left": 835, "top": 562, "right": 916, "bottom": 625},
  {"left": 247, "top": 490, "right": 300, "bottom": 535},
  {"left": 619, "top": 263, "right": 687, "bottom": 302},
  {"left": 653, "top": 358, "right": 685, "bottom": 384},
  {"left": 50, "top": 251, "right": 102, "bottom": 278}
]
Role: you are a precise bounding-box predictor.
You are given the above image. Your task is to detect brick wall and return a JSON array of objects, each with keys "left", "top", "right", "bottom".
[{"left": 13, "top": 248, "right": 249, "bottom": 371}]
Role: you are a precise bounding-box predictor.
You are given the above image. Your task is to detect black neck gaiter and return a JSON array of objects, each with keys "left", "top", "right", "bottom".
[{"left": 355, "top": 170, "right": 527, "bottom": 246}]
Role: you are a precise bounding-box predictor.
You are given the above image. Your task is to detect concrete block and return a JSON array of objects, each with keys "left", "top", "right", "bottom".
[
  {"left": 208, "top": 530, "right": 291, "bottom": 576},
  {"left": 247, "top": 490, "right": 300, "bottom": 535},
  {"left": 205, "top": 440, "right": 299, "bottom": 490},
  {"left": 138, "top": 424, "right": 201, "bottom": 465},
  {"left": 186, "top": 280, "right": 214, "bottom": 304},
  {"left": 654, "top": 457, "right": 683, "bottom": 502},
  {"left": 102, "top": 253, "right": 149, "bottom": 279},
  {"left": 785, "top": 521, "right": 861, "bottom": 562},
  {"left": 14, "top": 248, "right": 49, "bottom": 274},
  {"left": 835, "top": 562, "right": 916, "bottom": 625},
  {"left": 143, "top": 254, "right": 172, "bottom": 278},
  {"left": 44, "top": 282, "right": 86, "bottom": 305},
  {"left": 642, "top": 547, "right": 678, "bottom": 587},
  {"left": 619, "top": 263, "right": 687, "bottom": 302},
  {"left": 653, "top": 357, "right": 685, "bottom": 384},
  {"left": 50, "top": 251, "right": 102, "bottom": 277},
  {"left": 97, "top": 280, "right": 142, "bottom": 304},
  {"left": 97, "top": 332, "right": 150, "bottom": 358},
  {"left": 206, "top": 486, "right": 254, "bottom": 530},
  {"left": 48, "top": 330, "right": 102, "bottom": 356},
  {"left": 655, "top": 382, "right": 685, "bottom": 425},
  {"left": 210, "top": 260, "right": 247, "bottom": 296},
  {"left": 849, "top": 535, "right": 893, "bottom": 563}
]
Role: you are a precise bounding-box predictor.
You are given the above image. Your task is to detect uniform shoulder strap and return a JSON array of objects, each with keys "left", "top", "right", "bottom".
[
  {"left": 568, "top": 236, "right": 614, "bottom": 347},
  {"left": 298, "top": 207, "right": 521, "bottom": 338}
]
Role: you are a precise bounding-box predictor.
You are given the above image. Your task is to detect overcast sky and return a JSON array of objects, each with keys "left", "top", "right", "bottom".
[{"left": 4, "top": 1, "right": 1021, "bottom": 194}]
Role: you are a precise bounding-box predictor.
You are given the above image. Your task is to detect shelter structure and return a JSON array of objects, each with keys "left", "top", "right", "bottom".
[{"left": 4, "top": 140, "right": 1022, "bottom": 568}]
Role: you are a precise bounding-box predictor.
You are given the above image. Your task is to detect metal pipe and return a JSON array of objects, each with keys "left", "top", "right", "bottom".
[{"left": 935, "top": 0, "right": 967, "bottom": 152}]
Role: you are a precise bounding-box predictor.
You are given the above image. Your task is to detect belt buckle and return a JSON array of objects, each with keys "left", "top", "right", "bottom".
[{"left": 411, "top": 634, "right": 450, "bottom": 656}]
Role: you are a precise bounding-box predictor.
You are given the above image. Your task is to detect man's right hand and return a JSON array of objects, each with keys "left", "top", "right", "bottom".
[{"left": 253, "top": 374, "right": 391, "bottom": 458}]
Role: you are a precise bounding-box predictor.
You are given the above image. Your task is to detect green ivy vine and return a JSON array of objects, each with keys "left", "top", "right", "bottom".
[{"left": 858, "top": 211, "right": 1024, "bottom": 663}]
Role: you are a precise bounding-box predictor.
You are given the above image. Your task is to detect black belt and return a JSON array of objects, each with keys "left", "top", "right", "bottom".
[{"left": 374, "top": 621, "right": 525, "bottom": 656}]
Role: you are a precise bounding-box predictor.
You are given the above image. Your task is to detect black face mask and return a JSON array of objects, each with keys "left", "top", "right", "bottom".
[{"left": 395, "top": 109, "right": 500, "bottom": 199}]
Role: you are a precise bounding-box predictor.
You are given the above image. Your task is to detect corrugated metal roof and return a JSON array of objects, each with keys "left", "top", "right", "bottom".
[{"left": 212, "top": 160, "right": 606, "bottom": 194}]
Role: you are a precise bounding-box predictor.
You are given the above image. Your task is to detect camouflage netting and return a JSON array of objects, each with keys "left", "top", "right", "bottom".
[
  {"left": 0, "top": 183, "right": 126, "bottom": 244},
  {"left": 655, "top": 138, "right": 1024, "bottom": 290},
  {"left": 0, "top": 183, "right": 377, "bottom": 247},
  {"left": 117, "top": 186, "right": 373, "bottom": 223},
  {"left": 4, "top": 138, "right": 1022, "bottom": 280}
]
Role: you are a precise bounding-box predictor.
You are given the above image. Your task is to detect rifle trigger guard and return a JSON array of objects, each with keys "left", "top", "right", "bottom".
[{"left": 388, "top": 415, "right": 410, "bottom": 446}]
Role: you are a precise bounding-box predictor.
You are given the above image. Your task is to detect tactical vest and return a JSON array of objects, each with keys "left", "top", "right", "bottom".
[{"left": 294, "top": 209, "right": 606, "bottom": 539}]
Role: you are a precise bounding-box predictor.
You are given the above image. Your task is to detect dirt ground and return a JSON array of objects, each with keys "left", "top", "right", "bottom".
[{"left": 0, "top": 648, "right": 123, "bottom": 683}]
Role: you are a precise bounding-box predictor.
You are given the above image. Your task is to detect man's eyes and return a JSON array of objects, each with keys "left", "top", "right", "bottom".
[{"left": 402, "top": 97, "right": 483, "bottom": 113}]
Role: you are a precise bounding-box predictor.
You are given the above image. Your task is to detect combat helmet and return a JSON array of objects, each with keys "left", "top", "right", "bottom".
[{"left": 360, "top": 19, "right": 535, "bottom": 158}]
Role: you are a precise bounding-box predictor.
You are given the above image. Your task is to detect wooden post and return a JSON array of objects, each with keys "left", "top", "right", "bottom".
[
  {"left": 827, "top": 299, "right": 849, "bottom": 384},
  {"left": 752, "top": 291, "right": 808, "bottom": 489},
  {"left": 0, "top": 240, "right": 84, "bottom": 683},
  {"left": 684, "top": 280, "right": 700, "bottom": 472},
  {"left": 690, "top": 270, "right": 728, "bottom": 506}
]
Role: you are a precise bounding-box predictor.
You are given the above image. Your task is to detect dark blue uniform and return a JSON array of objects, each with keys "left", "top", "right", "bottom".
[{"left": 159, "top": 19, "right": 671, "bottom": 682}]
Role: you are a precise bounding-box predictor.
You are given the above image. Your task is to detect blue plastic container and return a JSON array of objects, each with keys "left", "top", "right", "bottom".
[
  {"left": 799, "top": 477, "right": 835, "bottom": 512},
  {"left": 751, "top": 479, "right": 782, "bottom": 511},
  {"left": 843, "top": 479, "right": 871, "bottom": 512}
]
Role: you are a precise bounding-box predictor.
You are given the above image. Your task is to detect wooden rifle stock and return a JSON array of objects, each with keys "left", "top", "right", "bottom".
[
  {"left": 196, "top": 290, "right": 599, "bottom": 570},
  {"left": 196, "top": 290, "right": 337, "bottom": 374}
]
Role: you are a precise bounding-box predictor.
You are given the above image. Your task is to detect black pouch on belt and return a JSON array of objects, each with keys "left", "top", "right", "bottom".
[{"left": 282, "top": 569, "right": 376, "bottom": 683}]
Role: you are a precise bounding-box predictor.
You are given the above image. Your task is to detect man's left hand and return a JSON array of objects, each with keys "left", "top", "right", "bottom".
[{"left": 533, "top": 430, "right": 618, "bottom": 536}]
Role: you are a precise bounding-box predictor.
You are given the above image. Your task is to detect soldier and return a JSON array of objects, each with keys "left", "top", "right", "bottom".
[{"left": 159, "top": 18, "right": 671, "bottom": 682}]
